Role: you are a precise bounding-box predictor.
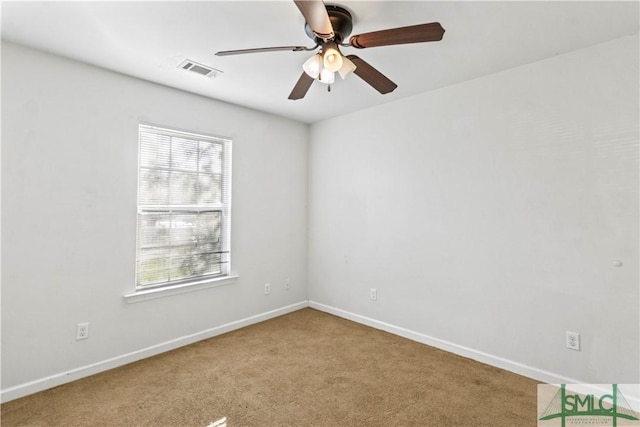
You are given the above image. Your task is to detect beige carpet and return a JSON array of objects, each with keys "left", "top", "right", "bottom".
[{"left": 1, "top": 308, "right": 539, "bottom": 426}]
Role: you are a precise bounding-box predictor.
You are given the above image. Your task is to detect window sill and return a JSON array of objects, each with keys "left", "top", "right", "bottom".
[{"left": 123, "top": 275, "right": 238, "bottom": 304}]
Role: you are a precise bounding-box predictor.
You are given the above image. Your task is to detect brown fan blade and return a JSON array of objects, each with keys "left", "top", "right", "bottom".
[
  {"left": 216, "top": 45, "right": 315, "bottom": 56},
  {"left": 288, "top": 72, "right": 315, "bottom": 100},
  {"left": 294, "top": 0, "right": 334, "bottom": 40},
  {"left": 350, "top": 22, "right": 445, "bottom": 49},
  {"left": 347, "top": 55, "right": 397, "bottom": 94}
]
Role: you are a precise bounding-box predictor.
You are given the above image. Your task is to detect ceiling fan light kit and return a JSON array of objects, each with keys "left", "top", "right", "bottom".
[
  {"left": 215, "top": 0, "right": 445, "bottom": 100},
  {"left": 302, "top": 42, "right": 354, "bottom": 85}
]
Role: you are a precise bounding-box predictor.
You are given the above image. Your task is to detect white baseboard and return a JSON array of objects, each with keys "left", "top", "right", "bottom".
[
  {"left": 1, "top": 301, "right": 308, "bottom": 403},
  {"left": 2, "top": 300, "right": 603, "bottom": 404},
  {"left": 308, "top": 301, "right": 585, "bottom": 385}
]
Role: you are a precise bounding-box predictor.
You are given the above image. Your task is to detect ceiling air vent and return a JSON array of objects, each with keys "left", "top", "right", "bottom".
[{"left": 178, "top": 59, "right": 222, "bottom": 78}]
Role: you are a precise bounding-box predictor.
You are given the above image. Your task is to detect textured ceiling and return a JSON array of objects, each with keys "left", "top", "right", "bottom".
[{"left": 2, "top": 1, "right": 638, "bottom": 123}]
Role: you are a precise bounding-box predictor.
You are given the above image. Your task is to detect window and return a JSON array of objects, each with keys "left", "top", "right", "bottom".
[{"left": 135, "top": 124, "right": 232, "bottom": 290}]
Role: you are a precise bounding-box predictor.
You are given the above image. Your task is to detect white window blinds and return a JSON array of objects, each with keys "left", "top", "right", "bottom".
[{"left": 136, "top": 124, "right": 232, "bottom": 289}]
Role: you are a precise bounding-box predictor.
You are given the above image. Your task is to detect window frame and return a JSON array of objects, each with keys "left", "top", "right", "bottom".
[{"left": 127, "top": 123, "right": 235, "bottom": 301}]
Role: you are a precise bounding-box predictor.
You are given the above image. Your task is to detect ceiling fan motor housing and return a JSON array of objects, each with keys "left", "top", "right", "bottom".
[{"left": 305, "top": 5, "right": 353, "bottom": 43}]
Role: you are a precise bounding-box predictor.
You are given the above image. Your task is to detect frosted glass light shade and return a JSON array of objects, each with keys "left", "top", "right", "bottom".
[
  {"left": 302, "top": 54, "right": 322, "bottom": 78},
  {"left": 323, "top": 46, "right": 343, "bottom": 73},
  {"left": 319, "top": 68, "right": 335, "bottom": 84},
  {"left": 338, "top": 56, "right": 357, "bottom": 79}
]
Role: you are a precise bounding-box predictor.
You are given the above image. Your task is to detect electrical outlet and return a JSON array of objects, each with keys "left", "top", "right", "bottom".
[
  {"left": 76, "top": 323, "right": 89, "bottom": 340},
  {"left": 284, "top": 278, "right": 290, "bottom": 290},
  {"left": 370, "top": 288, "right": 377, "bottom": 301},
  {"left": 566, "top": 331, "right": 580, "bottom": 351},
  {"left": 264, "top": 283, "right": 271, "bottom": 295}
]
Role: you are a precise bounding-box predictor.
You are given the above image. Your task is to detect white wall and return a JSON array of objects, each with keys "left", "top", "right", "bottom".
[
  {"left": 1, "top": 42, "right": 308, "bottom": 397},
  {"left": 308, "top": 36, "right": 639, "bottom": 384}
]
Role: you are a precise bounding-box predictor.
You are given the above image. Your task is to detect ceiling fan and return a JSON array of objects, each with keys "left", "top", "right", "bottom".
[{"left": 215, "top": 0, "right": 445, "bottom": 100}]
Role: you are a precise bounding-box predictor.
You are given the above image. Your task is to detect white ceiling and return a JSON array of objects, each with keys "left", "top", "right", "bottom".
[{"left": 2, "top": 1, "right": 638, "bottom": 124}]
